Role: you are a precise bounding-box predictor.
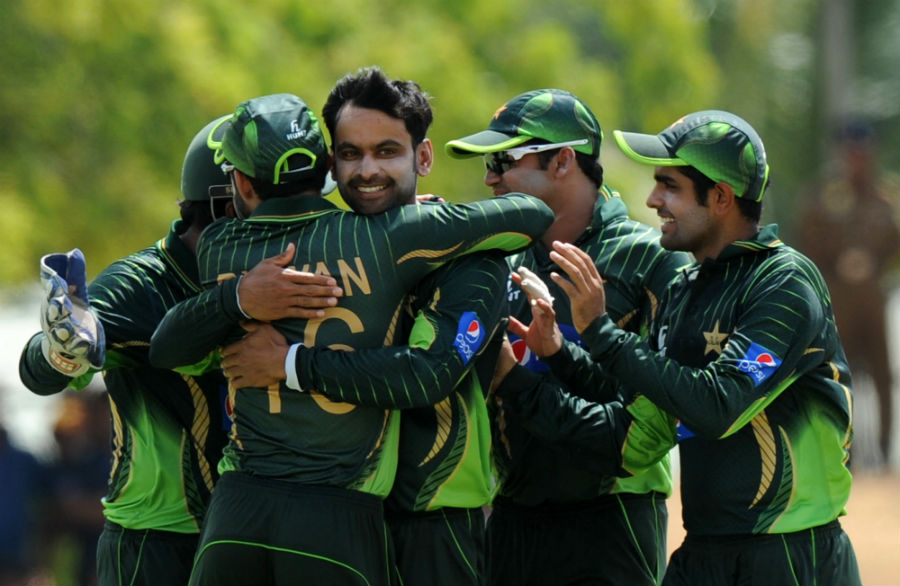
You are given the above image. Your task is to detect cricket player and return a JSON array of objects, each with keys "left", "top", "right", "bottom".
[
  {"left": 149, "top": 91, "right": 554, "bottom": 586},
  {"left": 502, "top": 110, "right": 862, "bottom": 586}
]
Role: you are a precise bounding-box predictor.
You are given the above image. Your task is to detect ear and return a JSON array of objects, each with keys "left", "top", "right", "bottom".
[
  {"left": 552, "top": 146, "right": 577, "bottom": 178},
  {"left": 233, "top": 169, "right": 263, "bottom": 212},
  {"left": 415, "top": 138, "right": 434, "bottom": 177},
  {"left": 710, "top": 182, "right": 737, "bottom": 217},
  {"left": 233, "top": 169, "right": 254, "bottom": 199}
]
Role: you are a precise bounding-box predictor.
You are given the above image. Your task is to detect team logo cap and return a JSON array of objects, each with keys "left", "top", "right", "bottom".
[
  {"left": 613, "top": 110, "right": 770, "bottom": 202},
  {"left": 209, "top": 93, "right": 330, "bottom": 187},
  {"left": 445, "top": 89, "right": 602, "bottom": 159}
]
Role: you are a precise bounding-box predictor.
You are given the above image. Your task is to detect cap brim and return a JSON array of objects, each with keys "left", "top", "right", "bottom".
[
  {"left": 445, "top": 130, "right": 531, "bottom": 158},
  {"left": 613, "top": 130, "right": 686, "bottom": 166}
]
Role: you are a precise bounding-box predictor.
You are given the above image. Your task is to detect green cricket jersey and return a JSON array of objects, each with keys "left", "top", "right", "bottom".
[
  {"left": 579, "top": 224, "right": 855, "bottom": 535},
  {"left": 493, "top": 186, "right": 691, "bottom": 504},
  {"left": 293, "top": 250, "right": 510, "bottom": 511},
  {"left": 151, "top": 193, "right": 552, "bottom": 496},
  {"left": 18, "top": 220, "right": 229, "bottom": 533}
]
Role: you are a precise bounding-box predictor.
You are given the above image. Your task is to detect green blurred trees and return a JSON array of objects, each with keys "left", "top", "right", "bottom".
[{"left": 1, "top": 0, "right": 896, "bottom": 284}]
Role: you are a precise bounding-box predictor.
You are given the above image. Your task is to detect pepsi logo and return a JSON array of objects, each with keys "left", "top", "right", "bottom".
[
  {"left": 454, "top": 311, "right": 486, "bottom": 365},
  {"left": 738, "top": 342, "right": 782, "bottom": 387},
  {"left": 511, "top": 338, "right": 531, "bottom": 364},
  {"left": 466, "top": 319, "right": 482, "bottom": 342}
]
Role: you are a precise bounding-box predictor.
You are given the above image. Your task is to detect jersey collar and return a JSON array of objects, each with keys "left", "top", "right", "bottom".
[
  {"left": 158, "top": 219, "right": 202, "bottom": 291},
  {"left": 714, "top": 223, "right": 784, "bottom": 262},
  {"left": 249, "top": 196, "right": 341, "bottom": 220}
]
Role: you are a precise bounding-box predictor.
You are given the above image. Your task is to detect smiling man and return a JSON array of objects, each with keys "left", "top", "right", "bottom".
[
  {"left": 445, "top": 89, "right": 691, "bottom": 586},
  {"left": 150, "top": 83, "right": 553, "bottom": 586},
  {"left": 503, "top": 110, "right": 863, "bottom": 586}
]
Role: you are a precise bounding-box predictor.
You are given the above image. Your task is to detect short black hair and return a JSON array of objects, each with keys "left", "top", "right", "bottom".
[
  {"left": 179, "top": 199, "right": 214, "bottom": 230},
  {"left": 322, "top": 66, "right": 433, "bottom": 147}
]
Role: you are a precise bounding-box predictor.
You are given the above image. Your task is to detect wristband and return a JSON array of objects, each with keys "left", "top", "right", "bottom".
[
  {"left": 234, "top": 275, "right": 253, "bottom": 320},
  {"left": 285, "top": 343, "right": 305, "bottom": 391}
]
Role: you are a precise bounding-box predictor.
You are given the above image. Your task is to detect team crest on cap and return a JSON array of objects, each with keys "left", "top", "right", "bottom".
[
  {"left": 738, "top": 342, "right": 782, "bottom": 387},
  {"left": 454, "top": 312, "right": 486, "bottom": 365}
]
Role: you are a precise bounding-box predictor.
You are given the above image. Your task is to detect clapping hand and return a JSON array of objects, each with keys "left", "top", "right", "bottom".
[
  {"left": 548, "top": 241, "right": 607, "bottom": 333},
  {"left": 507, "top": 267, "right": 563, "bottom": 358}
]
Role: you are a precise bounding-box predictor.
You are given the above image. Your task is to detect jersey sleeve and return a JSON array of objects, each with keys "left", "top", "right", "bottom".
[
  {"left": 389, "top": 193, "right": 553, "bottom": 264},
  {"left": 149, "top": 277, "right": 241, "bottom": 371},
  {"left": 492, "top": 363, "right": 675, "bottom": 476},
  {"left": 18, "top": 333, "right": 74, "bottom": 395},
  {"left": 295, "top": 253, "right": 510, "bottom": 408},
  {"left": 541, "top": 340, "right": 619, "bottom": 403},
  {"left": 581, "top": 260, "right": 830, "bottom": 440}
]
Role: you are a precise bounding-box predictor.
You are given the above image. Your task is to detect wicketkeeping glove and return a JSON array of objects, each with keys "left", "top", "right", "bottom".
[
  {"left": 39, "top": 248, "right": 105, "bottom": 377},
  {"left": 516, "top": 266, "right": 555, "bottom": 307}
]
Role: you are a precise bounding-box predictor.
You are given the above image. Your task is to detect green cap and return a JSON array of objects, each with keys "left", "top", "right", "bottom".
[
  {"left": 445, "top": 89, "right": 602, "bottom": 158},
  {"left": 210, "top": 93, "right": 329, "bottom": 185},
  {"left": 181, "top": 115, "right": 230, "bottom": 202},
  {"left": 613, "top": 110, "right": 770, "bottom": 202}
]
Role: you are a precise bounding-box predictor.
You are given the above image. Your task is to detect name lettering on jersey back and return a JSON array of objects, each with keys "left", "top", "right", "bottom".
[
  {"left": 299, "top": 257, "right": 371, "bottom": 297},
  {"left": 217, "top": 257, "right": 372, "bottom": 297}
]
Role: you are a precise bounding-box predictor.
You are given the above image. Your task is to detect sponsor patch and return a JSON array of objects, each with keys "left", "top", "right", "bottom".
[
  {"left": 737, "top": 342, "right": 782, "bottom": 387},
  {"left": 509, "top": 334, "right": 547, "bottom": 373},
  {"left": 508, "top": 323, "right": 584, "bottom": 374},
  {"left": 676, "top": 420, "right": 695, "bottom": 442},
  {"left": 454, "top": 312, "right": 485, "bottom": 365},
  {"left": 221, "top": 384, "right": 234, "bottom": 431}
]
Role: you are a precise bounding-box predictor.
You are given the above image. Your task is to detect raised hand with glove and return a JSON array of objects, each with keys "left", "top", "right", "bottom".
[{"left": 39, "top": 248, "right": 105, "bottom": 377}]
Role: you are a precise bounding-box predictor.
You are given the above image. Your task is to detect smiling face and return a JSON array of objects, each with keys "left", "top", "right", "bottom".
[
  {"left": 331, "top": 104, "right": 433, "bottom": 215},
  {"left": 646, "top": 166, "right": 719, "bottom": 259}
]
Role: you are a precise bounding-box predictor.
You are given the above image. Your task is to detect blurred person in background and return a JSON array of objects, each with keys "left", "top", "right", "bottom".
[
  {"left": 0, "top": 418, "right": 51, "bottom": 586},
  {"left": 44, "top": 390, "right": 109, "bottom": 586},
  {"left": 798, "top": 120, "right": 900, "bottom": 467}
]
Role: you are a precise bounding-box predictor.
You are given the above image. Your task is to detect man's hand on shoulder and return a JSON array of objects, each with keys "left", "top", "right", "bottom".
[{"left": 237, "top": 243, "right": 343, "bottom": 321}]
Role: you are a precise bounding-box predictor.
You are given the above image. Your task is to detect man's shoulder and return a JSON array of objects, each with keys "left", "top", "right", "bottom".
[
  {"left": 91, "top": 243, "right": 165, "bottom": 288},
  {"left": 588, "top": 216, "right": 684, "bottom": 259},
  {"left": 419, "top": 250, "right": 509, "bottom": 287}
]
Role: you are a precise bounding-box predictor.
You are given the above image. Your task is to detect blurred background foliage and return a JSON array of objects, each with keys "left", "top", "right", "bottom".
[{"left": 0, "top": 0, "right": 897, "bottom": 285}]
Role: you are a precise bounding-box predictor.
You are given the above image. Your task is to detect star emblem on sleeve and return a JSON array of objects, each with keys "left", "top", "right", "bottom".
[{"left": 703, "top": 320, "right": 728, "bottom": 356}]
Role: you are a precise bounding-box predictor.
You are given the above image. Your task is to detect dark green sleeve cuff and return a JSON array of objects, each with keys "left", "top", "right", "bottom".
[
  {"left": 217, "top": 278, "right": 245, "bottom": 323},
  {"left": 581, "top": 314, "right": 624, "bottom": 360},
  {"left": 18, "top": 333, "right": 71, "bottom": 395}
]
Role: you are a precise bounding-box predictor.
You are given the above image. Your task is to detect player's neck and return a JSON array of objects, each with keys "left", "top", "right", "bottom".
[
  {"left": 541, "top": 184, "right": 597, "bottom": 246},
  {"left": 179, "top": 224, "right": 205, "bottom": 256}
]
